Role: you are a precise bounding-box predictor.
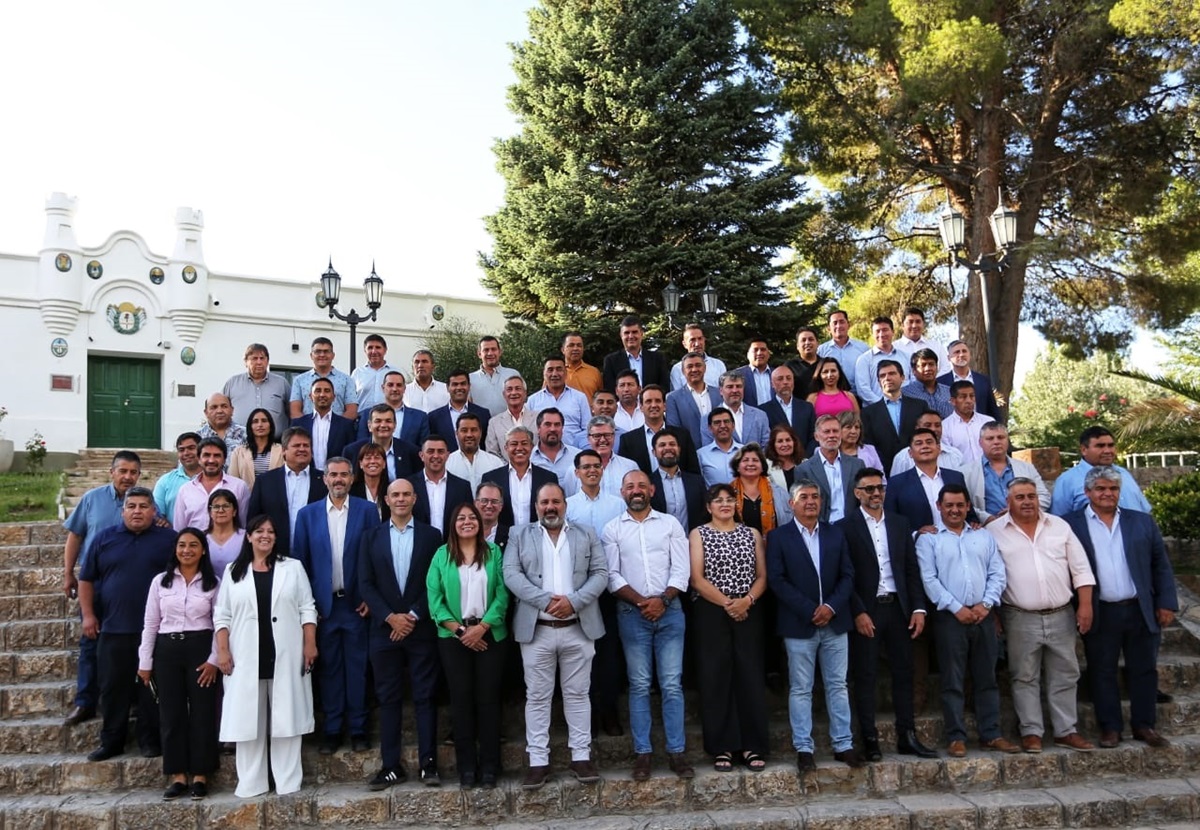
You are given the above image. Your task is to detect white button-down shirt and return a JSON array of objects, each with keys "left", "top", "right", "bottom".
[
  {"left": 405, "top": 380, "right": 450, "bottom": 413},
  {"left": 796, "top": 520, "right": 824, "bottom": 606},
  {"left": 510, "top": 466, "right": 534, "bottom": 526},
  {"left": 309, "top": 411, "right": 332, "bottom": 471},
  {"left": 423, "top": 473, "right": 448, "bottom": 533},
  {"left": 860, "top": 508, "right": 896, "bottom": 594},
  {"left": 538, "top": 523, "right": 576, "bottom": 620},
  {"left": 916, "top": 466, "right": 945, "bottom": 530},
  {"left": 613, "top": 405, "right": 645, "bottom": 433},
  {"left": 822, "top": 453, "right": 845, "bottom": 523},
  {"left": 601, "top": 510, "right": 689, "bottom": 597},
  {"left": 326, "top": 497, "right": 349, "bottom": 592},
  {"left": 446, "top": 449, "right": 505, "bottom": 491}
]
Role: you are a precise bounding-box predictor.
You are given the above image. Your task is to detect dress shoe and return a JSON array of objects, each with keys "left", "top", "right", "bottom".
[
  {"left": 522, "top": 765, "right": 551, "bottom": 789},
  {"left": 796, "top": 751, "right": 816, "bottom": 772},
  {"left": 481, "top": 771, "right": 497, "bottom": 789},
  {"left": 1156, "top": 689, "right": 1173, "bottom": 704},
  {"left": 351, "top": 734, "right": 370, "bottom": 752},
  {"left": 1098, "top": 730, "right": 1121, "bottom": 748},
  {"left": 982, "top": 736, "right": 1022, "bottom": 754},
  {"left": 863, "top": 737, "right": 882, "bottom": 762},
  {"left": 1133, "top": 728, "right": 1170, "bottom": 748},
  {"left": 1021, "top": 735, "right": 1042, "bottom": 754},
  {"left": 142, "top": 746, "right": 162, "bottom": 758},
  {"left": 668, "top": 752, "right": 695, "bottom": 779},
  {"left": 189, "top": 781, "right": 208, "bottom": 800},
  {"left": 64, "top": 706, "right": 96, "bottom": 727},
  {"left": 420, "top": 763, "right": 441, "bottom": 786},
  {"left": 162, "top": 781, "right": 188, "bottom": 800},
  {"left": 1053, "top": 733, "right": 1095, "bottom": 752},
  {"left": 459, "top": 771, "right": 477, "bottom": 789},
  {"left": 947, "top": 741, "right": 966, "bottom": 758},
  {"left": 898, "top": 730, "right": 937, "bottom": 759},
  {"left": 569, "top": 759, "right": 601, "bottom": 783},
  {"left": 632, "top": 753, "right": 652, "bottom": 781},
  {"left": 87, "top": 746, "right": 121, "bottom": 762},
  {"left": 319, "top": 734, "right": 341, "bottom": 755},
  {"left": 834, "top": 748, "right": 864, "bottom": 768}
]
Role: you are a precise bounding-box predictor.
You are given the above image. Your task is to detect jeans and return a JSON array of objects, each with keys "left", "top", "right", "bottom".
[
  {"left": 617, "top": 601, "right": 686, "bottom": 754},
  {"left": 783, "top": 627, "right": 852, "bottom": 753}
]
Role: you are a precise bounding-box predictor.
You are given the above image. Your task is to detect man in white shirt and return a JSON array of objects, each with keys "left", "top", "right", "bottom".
[
  {"left": 587, "top": 415, "right": 639, "bottom": 497},
  {"left": 612, "top": 370, "right": 645, "bottom": 433},
  {"left": 601, "top": 470, "right": 693, "bottom": 781},
  {"left": 669, "top": 323, "right": 727, "bottom": 391},
  {"left": 942, "top": 381, "right": 991, "bottom": 466},
  {"left": 446, "top": 413, "right": 505, "bottom": 491},
  {"left": 407, "top": 436, "right": 472, "bottom": 537},
  {"left": 891, "top": 410, "right": 988, "bottom": 518},
  {"left": 404, "top": 350, "right": 450, "bottom": 412},
  {"left": 894, "top": 308, "right": 949, "bottom": 373}
]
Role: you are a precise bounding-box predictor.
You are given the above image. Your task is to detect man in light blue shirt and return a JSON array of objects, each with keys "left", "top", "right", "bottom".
[
  {"left": 669, "top": 323, "right": 727, "bottom": 391},
  {"left": 469, "top": 335, "right": 521, "bottom": 416},
  {"left": 854, "top": 317, "right": 911, "bottom": 405},
  {"left": 566, "top": 450, "right": 626, "bottom": 534},
  {"left": 698, "top": 408, "right": 742, "bottom": 487},
  {"left": 527, "top": 357, "right": 592, "bottom": 448},
  {"left": 531, "top": 408, "right": 580, "bottom": 497},
  {"left": 152, "top": 432, "right": 201, "bottom": 521},
  {"left": 817, "top": 309, "right": 870, "bottom": 391},
  {"left": 1051, "top": 426, "right": 1152, "bottom": 516},
  {"left": 290, "top": 337, "right": 358, "bottom": 421},
  {"left": 350, "top": 334, "right": 400, "bottom": 411}
]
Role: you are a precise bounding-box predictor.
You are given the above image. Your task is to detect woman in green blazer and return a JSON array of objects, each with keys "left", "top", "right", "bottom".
[{"left": 426, "top": 501, "right": 509, "bottom": 789}]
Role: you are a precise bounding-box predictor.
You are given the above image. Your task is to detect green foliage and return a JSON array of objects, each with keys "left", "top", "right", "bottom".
[
  {"left": 1146, "top": 471, "right": 1200, "bottom": 540},
  {"left": 0, "top": 472, "right": 60, "bottom": 522},
  {"left": 24, "top": 432, "right": 46, "bottom": 475},
  {"left": 481, "top": 0, "right": 816, "bottom": 355},
  {"left": 422, "top": 316, "right": 571, "bottom": 389}
]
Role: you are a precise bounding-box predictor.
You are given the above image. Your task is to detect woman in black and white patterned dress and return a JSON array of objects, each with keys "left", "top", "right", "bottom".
[{"left": 688, "top": 482, "right": 769, "bottom": 772}]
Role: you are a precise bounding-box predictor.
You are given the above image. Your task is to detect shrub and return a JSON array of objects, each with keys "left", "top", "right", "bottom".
[{"left": 1146, "top": 471, "right": 1200, "bottom": 540}]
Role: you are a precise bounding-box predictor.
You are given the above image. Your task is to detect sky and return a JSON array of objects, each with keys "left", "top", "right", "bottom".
[{"left": 0, "top": 1, "right": 1165, "bottom": 391}]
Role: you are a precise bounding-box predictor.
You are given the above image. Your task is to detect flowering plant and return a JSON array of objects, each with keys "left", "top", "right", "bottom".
[{"left": 24, "top": 431, "right": 46, "bottom": 474}]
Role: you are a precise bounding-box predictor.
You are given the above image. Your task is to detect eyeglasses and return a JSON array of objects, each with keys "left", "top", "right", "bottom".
[
  {"left": 210, "top": 503, "right": 234, "bottom": 511},
  {"left": 476, "top": 498, "right": 502, "bottom": 506},
  {"left": 710, "top": 497, "right": 737, "bottom": 506},
  {"left": 588, "top": 433, "right": 615, "bottom": 442},
  {"left": 855, "top": 484, "right": 886, "bottom": 493}
]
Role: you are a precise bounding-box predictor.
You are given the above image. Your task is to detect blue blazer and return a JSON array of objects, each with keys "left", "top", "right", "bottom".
[
  {"left": 343, "top": 437, "right": 422, "bottom": 481},
  {"left": 765, "top": 520, "right": 855, "bottom": 638},
  {"left": 883, "top": 467, "right": 979, "bottom": 529},
  {"left": 245, "top": 465, "right": 328, "bottom": 557},
  {"left": 707, "top": 404, "right": 770, "bottom": 449},
  {"left": 293, "top": 495, "right": 381, "bottom": 618},
  {"left": 665, "top": 385, "right": 723, "bottom": 448},
  {"left": 290, "top": 413, "right": 358, "bottom": 463},
  {"left": 733, "top": 365, "right": 775, "bottom": 409},
  {"left": 759, "top": 397, "right": 817, "bottom": 448},
  {"left": 426, "top": 403, "right": 491, "bottom": 452},
  {"left": 938, "top": 369, "right": 999, "bottom": 421},
  {"left": 357, "top": 519, "right": 443, "bottom": 646},
  {"left": 1063, "top": 508, "right": 1178, "bottom": 633},
  {"left": 356, "top": 406, "right": 430, "bottom": 447},
  {"left": 405, "top": 471, "right": 475, "bottom": 538}
]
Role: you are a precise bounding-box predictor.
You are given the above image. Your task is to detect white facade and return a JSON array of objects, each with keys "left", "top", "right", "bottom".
[{"left": 0, "top": 193, "right": 504, "bottom": 452}]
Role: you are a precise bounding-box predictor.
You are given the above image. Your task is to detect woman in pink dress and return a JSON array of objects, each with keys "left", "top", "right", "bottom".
[{"left": 806, "top": 357, "right": 859, "bottom": 418}]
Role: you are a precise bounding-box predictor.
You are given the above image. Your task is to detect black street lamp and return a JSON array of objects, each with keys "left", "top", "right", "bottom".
[
  {"left": 937, "top": 199, "right": 1020, "bottom": 382},
  {"left": 662, "top": 276, "right": 719, "bottom": 329},
  {"left": 320, "top": 259, "right": 384, "bottom": 372}
]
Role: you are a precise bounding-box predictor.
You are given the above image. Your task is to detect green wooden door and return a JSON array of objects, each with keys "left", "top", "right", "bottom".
[{"left": 87, "top": 356, "right": 161, "bottom": 448}]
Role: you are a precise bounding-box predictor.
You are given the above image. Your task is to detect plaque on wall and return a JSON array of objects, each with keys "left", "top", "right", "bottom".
[
  {"left": 431, "top": 303, "right": 445, "bottom": 321},
  {"left": 50, "top": 338, "right": 68, "bottom": 357},
  {"left": 55, "top": 253, "right": 72, "bottom": 272},
  {"left": 182, "top": 265, "right": 198, "bottom": 283},
  {"left": 86, "top": 260, "right": 103, "bottom": 279},
  {"left": 149, "top": 267, "right": 165, "bottom": 284},
  {"left": 180, "top": 347, "right": 196, "bottom": 365}
]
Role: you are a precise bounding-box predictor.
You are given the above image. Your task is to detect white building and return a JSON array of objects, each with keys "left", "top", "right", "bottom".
[{"left": 0, "top": 193, "right": 504, "bottom": 455}]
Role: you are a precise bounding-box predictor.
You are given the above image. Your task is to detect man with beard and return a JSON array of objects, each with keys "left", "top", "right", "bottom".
[{"left": 531, "top": 408, "right": 580, "bottom": 497}]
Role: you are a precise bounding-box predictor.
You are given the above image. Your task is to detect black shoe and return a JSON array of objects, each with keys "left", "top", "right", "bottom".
[
  {"left": 190, "top": 781, "right": 208, "bottom": 800},
  {"left": 64, "top": 706, "right": 96, "bottom": 727},
  {"left": 796, "top": 751, "right": 816, "bottom": 773},
  {"left": 351, "top": 734, "right": 370, "bottom": 752},
  {"left": 368, "top": 767, "right": 406, "bottom": 791},
  {"left": 162, "top": 782, "right": 188, "bottom": 801},
  {"left": 834, "top": 748, "right": 864, "bottom": 768},
  {"left": 221, "top": 742, "right": 236, "bottom": 756},
  {"left": 420, "top": 764, "right": 441, "bottom": 787},
  {"left": 87, "top": 746, "right": 121, "bottom": 762},
  {"left": 1157, "top": 689, "right": 1174, "bottom": 704},
  {"left": 442, "top": 730, "right": 455, "bottom": 746},
  {"left": 459, "top": 771, "right": 477, "bottom": 789},
  {"left": 898, "top": 730, "right": 938, "bottom": 759},
  {"left": 319, "top": 734, "right": 341, "bottom": 755},
  {"left": 142, "top": 746, "right": 162, "bottom": 759},
  {"left": 863, "top": 737, "right": 882, "bottom": 762},
  {"left": 481, "top": 771, "right": 497, "bottom": 789}
]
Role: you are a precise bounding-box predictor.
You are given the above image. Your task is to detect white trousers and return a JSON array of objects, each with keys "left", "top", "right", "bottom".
[
  {"left": 521, "top": 623, "right": 595, "bottom": 766},
  {"left": 234, "top": 680, "right": 304, "bottom": 797}
]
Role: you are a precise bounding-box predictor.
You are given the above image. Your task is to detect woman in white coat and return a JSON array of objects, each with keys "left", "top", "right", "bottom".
[{"left": 214, "top": 514, "right": 318, "bottom": 797}]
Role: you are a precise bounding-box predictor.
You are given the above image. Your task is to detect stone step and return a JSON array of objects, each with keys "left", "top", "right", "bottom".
[
  {"left": 2, "top": 770, "right": 1198, "bottom": 828},
  {"left": 0, "top": 647, "right": 78, "bottom": 683},
  {"left": 0, "top": 522, "right": 67, "bottom": 548}
]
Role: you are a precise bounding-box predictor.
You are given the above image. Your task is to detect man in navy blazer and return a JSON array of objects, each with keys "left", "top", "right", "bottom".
[
  {"left": 481, "top": 461, "right": 560, "bottom": 528},
  {"left": 406, "top": 436, "right": 474, "bottom": 539},
  {"left": 665, "top": 353, "right": 723, "bottom": 447},
  {"left": 649, "top": 432, "right": 708, "bottom": 533},
  {"left": 861, "top": 360, "right": 926, "bottom": 474},
  {"left": 1063, "top": 466, "right": 1179, "bottom": 749},
  {"left": 344, "top": 404, "right": 422, "bottom": 480},
  {"left": 796, "top": 415, "right": 865, "bottom": 524},
  {"left": 758, "top": 365, "right": 817, "bottom": 449},
  {"left": 426, "top": 369, "right": 491, "bottom": 452},
  {"left": 290, "top": 386, "right": 357, "bottom": 470},
  {"left": 733, "top": 338, "right": 775, "bottom": 408},
  {"left": 358, "top": 477, "right": 445, "bottom": 788},
  {"left": 245, "top": 427, "right": 328, "bottom": 557},
  {"left": 884, "top": 429, "right": 980, "bottom": 531},
  {"left": 939, "top": 340, "right": 1000, "bottom": 420},
  {"left": 837, "top": 467, "right": 936, "bottom": 760},
  {"left": 292, "top": 457, "right": 381, "bottom": 754},
  {"left": 765, "top": 480, "right": 862, "bottom": 770},
  {"left": 355, "top": 371, "right": 431, "bottom": 446},
  {"left": 601, "top": 314, "right": 671, "bottom": 391}
]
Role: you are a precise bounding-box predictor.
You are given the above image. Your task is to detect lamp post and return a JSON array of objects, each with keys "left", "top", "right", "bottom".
[
  {"left": 661, "top": 275, "right": 719, "bottom": 329},
  {"left": 937, "top": 199, "right": 1020, "bottom": 383},
  {"left": 320, "top": 259, "right": 384, "bottom": 372}
]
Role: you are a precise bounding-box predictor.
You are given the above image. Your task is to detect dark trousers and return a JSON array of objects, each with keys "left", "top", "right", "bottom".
[
  {"left": 850, "top": 598, "right": 916, "bottom": 739},
  {"left": 76, "top": 633, "right": 98, "bottom": 708},
  {"left": 438, "top": 633, "right": 507, "bottom": 779},
  {"left": 590, "top": 591, "right": 624, "bottom": 716},
  {"left": 1084, "top": 600, "right": 1161, "bottom": 733},
  {"left": 371, "top": 636, "right": 439, "bottom": 770},
  {"left": 933, "top": 611, "right": 1000, "bottom": 744},
  {"left": 316, "top": 595, "right": 370, "bottom": 736},
  {"left": 97, "top": 633, "right": 159, "bottom": 753},
  {"left": 692, "top": 598, "right": 768, "bottom": 756},
  {"left": 154, "top": 632, "right": 219, "bottom": 775}
]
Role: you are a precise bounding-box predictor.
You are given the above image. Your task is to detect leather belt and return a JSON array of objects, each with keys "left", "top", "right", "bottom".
[
  {"left": 536, "top": 618, "right": 578, "bottom": 628},
  {"left": 463, "top": 616, "right": 482, "bottom": 627},
  {"left": 876, "top": 593, "right": 897, "bottom": 604},
  {"left": 1011, "top": 603, "right": 1071, "bottom": 616},
  {"left": 1100, "top": 599, "right": 1137, "bottom": 606}
]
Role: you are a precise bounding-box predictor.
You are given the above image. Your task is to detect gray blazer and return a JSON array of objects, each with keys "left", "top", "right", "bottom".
[
  {"left": 796, "top": 452, "right": 865, "bottom": 523},
  {"left": 502, "top": 522, "right": 609, "bottom": 643}
]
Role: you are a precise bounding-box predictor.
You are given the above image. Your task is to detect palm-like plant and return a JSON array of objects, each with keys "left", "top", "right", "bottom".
[{"left": 1110, "top": 370, "right": 1200, "bottom": 453}]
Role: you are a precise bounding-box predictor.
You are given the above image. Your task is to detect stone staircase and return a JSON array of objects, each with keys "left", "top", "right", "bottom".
[
  {"left": 60, "top": 449, "right": 178, "bottom": 515},
  {"left": 1, "top": 521, "right": 1200, "bottom": 828}
]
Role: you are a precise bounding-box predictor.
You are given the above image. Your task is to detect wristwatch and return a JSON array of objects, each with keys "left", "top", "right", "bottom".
[
  {"left": 982, "top": 602, "right": 993, "bottom": 610},
  {"left": 454, "top": 626, "right": 466, "bottom": 639},
  {"left": 660, "top": 593, "right": 671, "bottom": 607}
]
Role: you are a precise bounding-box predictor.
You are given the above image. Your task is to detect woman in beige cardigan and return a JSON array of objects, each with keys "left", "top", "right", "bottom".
[{"left": 227, "top": 409, "right": 283, "bottom": 488}]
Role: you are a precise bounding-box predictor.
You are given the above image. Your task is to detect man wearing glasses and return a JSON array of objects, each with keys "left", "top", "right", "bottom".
[{"left": 585, "top": 416, "right": 639, "bottom": 498}]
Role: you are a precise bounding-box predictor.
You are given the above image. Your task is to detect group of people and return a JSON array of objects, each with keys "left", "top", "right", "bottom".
[{"left": 59, "top": 311, "right": 1179, "bottom": 799}]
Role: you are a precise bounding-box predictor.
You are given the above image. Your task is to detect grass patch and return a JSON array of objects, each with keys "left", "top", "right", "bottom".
[{"left": 0, "top": 472, "right": 62, "bottom": 523}]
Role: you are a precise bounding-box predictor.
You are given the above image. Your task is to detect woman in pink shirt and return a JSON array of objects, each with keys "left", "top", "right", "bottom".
[
  {"left": 806, "top": 357, "right": 860, "bottom": 418},
  {"left": 137, "top": 528, "right": 221, "bottom": 801}
]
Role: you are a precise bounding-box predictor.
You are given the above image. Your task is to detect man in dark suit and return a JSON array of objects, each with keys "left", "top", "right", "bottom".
[
  {"left": 649, "top": 431, "right": 707, "bottom": 533},
  {"left": 344, "top": 404, "right": 422, "bottom": 481},
  {"left": 355, "top": 371, "right": 430, "bottom": 445},
  {"left": 758, "top": 365, "right": 816, "bottom": 449},
  {"left": 617, "top": 384, "right": 700, "bottom": 476},
  {"left": 246, "top": 427, "right": 328, "bottom": 557},
  {"left": 290, "top": 378, "right": 357, "bottom": 469},
  {"left": 733, "top": 338, "right": 776, "bottom": 409},
  {"left": 406, "top": 435, "right": 474, "bottom": 539},
  {"left": 796, "top": 415, "right": 864, "bottom": 524},
  {"left": 861, "top": 359, "right": 925, "bottom": 473},
  {"left": 766, "top": 480, "right": 862, "bottom": 771},
  {"left": 939, "top": 340, "right": 1000, "bottom": 421},
  {"left": 1064, "top": 466, "right": 1179, "bottom": 749},
  {"left": 481, "top": 425, "right": 559, "bottom": 528},
  {"left": 426, "top": 369, "right": 491, "bottom": 452},
  {"left": 292, "top": 457, "right": 381, "bottom": 754},
  {"left": 837, "top": 467, "right": 936, "bottom": 760},
  {"left": 358, "top": 478, "right": 444, "bottom": 789},
  {"left": 665, "top": 353, "right": 723, "bottom": 448},
  {"left": 884, "top": 429, "right": 979, "bottom": 531},
  {"left": 602, "top": 314, "right": 670, "bottom": 392}
]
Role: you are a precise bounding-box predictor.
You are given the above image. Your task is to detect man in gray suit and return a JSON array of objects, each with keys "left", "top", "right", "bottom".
[
  {"left": 503, "top": 481, "right": 609, "bottom": 790},
  {"left": 797, "top": 415, "right": 865, "bottom": 523}
]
